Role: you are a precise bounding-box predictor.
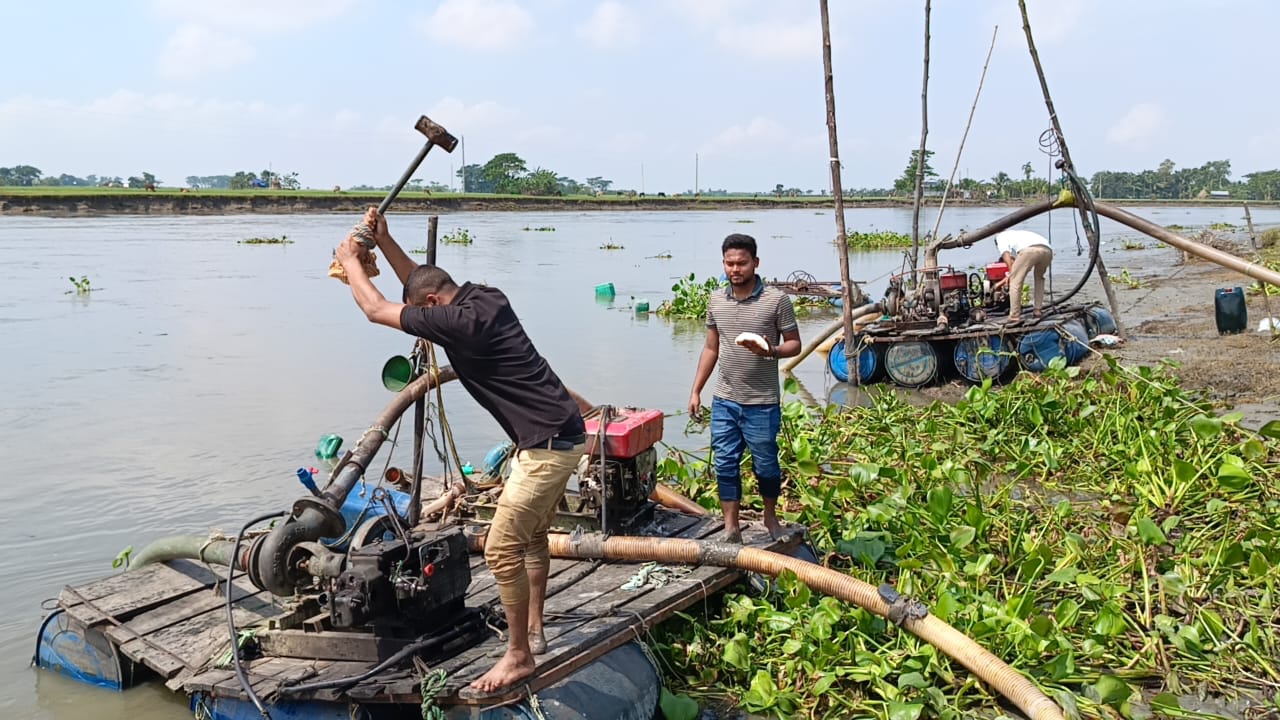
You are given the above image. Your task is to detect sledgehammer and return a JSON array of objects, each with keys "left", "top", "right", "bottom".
[{"left": 369, "top": 115, "right": 458, "bottom": 227}]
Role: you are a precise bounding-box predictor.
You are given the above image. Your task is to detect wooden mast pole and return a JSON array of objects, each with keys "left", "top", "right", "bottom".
[{"left": 819, "top": 0, "right": 856, "bottom": 372}]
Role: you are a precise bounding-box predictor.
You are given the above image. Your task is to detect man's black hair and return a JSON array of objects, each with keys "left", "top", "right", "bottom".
[
  {"left": 403, "top": 264, "right": 458, "bottom": 304},
  {"left": 722, "top": 233, "right": 757, "bottom": 258}
]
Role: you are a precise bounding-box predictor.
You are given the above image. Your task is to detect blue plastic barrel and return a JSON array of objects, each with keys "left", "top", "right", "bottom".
[
  {"left": 952, "top": 336, "right": 1010, "bottom": 383},
  {"left": 1083, "top": 306, "right": 1117, "bottom": 338},
  {"left": 827, "top": 339, "right": 883, "bottom": 384},
  {"left": 1017, "top": 329, "right": 1067, "bottom": 372},
  {"left": 884, "top": 341, "right": 938, "bottom": 387},
  {"left": 1061, "top": 320, "right": 1091, "bottom": 365}
]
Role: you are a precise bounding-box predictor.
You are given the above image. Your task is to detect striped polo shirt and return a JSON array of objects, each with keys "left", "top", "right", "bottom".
[{"left": 707, "top": 276, "right": 798, "bottom": 405}]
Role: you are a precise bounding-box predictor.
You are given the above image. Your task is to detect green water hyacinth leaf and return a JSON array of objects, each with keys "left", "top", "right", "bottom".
[
  {"left": 1258, "top": 419, "right": 1280, "bottom": 439},
  {"left": 1249, "top": 551, "right": 1270, "bottom": 578},
  {"left": 1189, "top": 414, "right": 1223, "bottom": 441},
  {"left": 742, "top": 670, "right": 778, "bottom": 709},
  {"left": 897, "top": 671, "right": 929, "bottom": 689},
  {"left": 887, "top": 701, "right": 924, "bottom": 720},
  {"left": 1217, "top": 462, "right": 1252, "bottom": 491},
  {"left": 723, "top": 633, "right": 750, "bottom": 670},
  {"left": 1151, "top": 692, "right": 1182, "bottom": 713},
  {"left": 1090, "top": 675, "right": 1133, "bottom": 708},
  {"left": 1136, "top": 516, "right": 1168, "bottom": 545},
  {"left": 926, "top": 487, "right": 953, "bottom": 524},
  {"left": 949, "top": 525, "right": 976, "bottom": 549},
  {"left": 659, "top": 689, "right": 698, "bottom": 720}
]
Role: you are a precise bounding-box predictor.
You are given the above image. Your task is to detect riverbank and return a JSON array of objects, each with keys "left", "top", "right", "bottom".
[{"left": 1, "top": 188, "right": 1273, "bottom": 217}]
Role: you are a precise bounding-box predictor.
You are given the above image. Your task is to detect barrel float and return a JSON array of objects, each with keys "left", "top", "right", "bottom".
[
  {"left": 884, "top": 341, "right": 938, "bottom": 387},
  {"left": 827, "top": 339, "right": 884, "bottom": 384},
  {"left": 1082, "top": 305, "right": 1117, "bottom": 338},
  {"left": 1061, "top": 320, "right": 1091, "bottom": 365},
  {"left": 1017, "top": 329, "right": 1067, "bottom": 372},
  {"left": 952, "top": 336, "right": 1011, "bottom": 383}
]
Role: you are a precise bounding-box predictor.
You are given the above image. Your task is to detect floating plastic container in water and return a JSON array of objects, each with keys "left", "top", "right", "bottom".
[
  {"left": 634, "top": 300, "right": 650, "bottom": 313},
  {"left": 595, "top": 282, "right": 616, "bottom": 298},
  {"left": 952, "top": 336, "right": 1010, "bottom": 383},
  {"left": 1018, "top": 329, "right": 1066, "bottom": 372},
  {"left": 315, "top": 433, "right": 343, "bottom": 460},
  {"left": 827, "top": 339, "right": 884, "bottom": 384},
  {"left": 1061, "top": 320, "right": 1091, "bottom": 365},
  {"left": 1215, "top": 287, "right": 1247, "bottom": 335},
  {"left": 885, "top": 341, "right": 938, "bottom": 387},
  {"left": 1082, "top": 305, "right": 1118, "bottom": 338}
]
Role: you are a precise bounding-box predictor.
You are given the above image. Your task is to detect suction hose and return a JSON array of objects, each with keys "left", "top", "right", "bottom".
[
  {"left": 127, "top": 536, "right": 239, "bottom": 570},
  {"left": 470, "top": 530, "right": 1066, "bottom": 720}
]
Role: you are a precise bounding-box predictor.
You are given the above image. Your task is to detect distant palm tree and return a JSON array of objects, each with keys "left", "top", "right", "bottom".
[
  {"left": 1021, "top": 162, "right": 1034, "bottom": 181},
  {"left": 992, "top": 171, "right": 1010, "bottom": 198}
]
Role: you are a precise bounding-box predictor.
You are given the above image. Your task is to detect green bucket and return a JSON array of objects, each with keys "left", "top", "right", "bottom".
[
  {"left": 381, "top": 355, "right": 416, "bottom": 392},
  {"left": 595, "top": 282, "right": 616, "bottom": 298}
]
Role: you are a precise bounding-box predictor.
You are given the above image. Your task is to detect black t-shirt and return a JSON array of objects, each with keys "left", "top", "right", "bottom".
[{"left": 399, "top": 282, "right": 584, "bottom": 449}]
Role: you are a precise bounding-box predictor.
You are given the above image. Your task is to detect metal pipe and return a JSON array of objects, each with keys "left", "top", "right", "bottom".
[
  {"left": 923, "top": 199, "right": 1058, "bottom": 269},
  {"left": 780, "top": 303, "right": 876, "bottom": 373},
  {"left": 1093, "top": 202, "right": 1280, "bottom": 288}
]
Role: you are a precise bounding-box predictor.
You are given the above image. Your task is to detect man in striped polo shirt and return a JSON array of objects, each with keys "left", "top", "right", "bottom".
[{"left": 688, "top": 234, "right": 801, "bottom": 543}]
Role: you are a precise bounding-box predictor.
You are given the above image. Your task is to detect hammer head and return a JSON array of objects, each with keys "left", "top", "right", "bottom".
[{"left": 415, "top": 116, "right": 458, "bottom": 153}]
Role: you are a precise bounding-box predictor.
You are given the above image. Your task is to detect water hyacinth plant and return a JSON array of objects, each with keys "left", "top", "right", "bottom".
[
  {"left": 656, "top": 273, "right": 725, "bottom": 319},
  {"left": 653, "top": 359, "right": 1280, "bottom": 719}
]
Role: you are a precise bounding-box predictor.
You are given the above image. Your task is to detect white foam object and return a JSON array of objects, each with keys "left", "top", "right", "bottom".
[
  {"left": 735, "top": 332, "right": 769, "bottom": 352},
  {"left": 1259, "top": 318, "right": 1280, "bottom": 332}
]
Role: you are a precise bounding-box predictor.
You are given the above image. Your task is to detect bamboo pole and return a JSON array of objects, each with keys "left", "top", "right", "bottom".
[
  {"left": 1017, "top": 0, "right": 1125, "bottom": 335},
  {"left": 909, "top": 0, "right": 931, "bottom": 269},
  {"left": 819, "top": 0, "right": 856, "bottom": 372},
  {"left": 1242, "top": 203, "right": 1277, "bottom": 336}
]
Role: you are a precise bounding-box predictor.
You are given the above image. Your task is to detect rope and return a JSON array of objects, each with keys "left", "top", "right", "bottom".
[{"left": 416, "top": 665, "right": 449, "bottom": 720}]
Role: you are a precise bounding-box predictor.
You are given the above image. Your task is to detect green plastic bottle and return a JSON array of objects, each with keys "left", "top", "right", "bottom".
[{"left": 315, "top": 433, "right": 344, "bottom": 460}]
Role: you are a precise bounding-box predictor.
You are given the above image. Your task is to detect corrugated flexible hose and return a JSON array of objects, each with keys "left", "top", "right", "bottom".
[{"left": 531, "top": 532, "right": 1067, "bottom": 720}]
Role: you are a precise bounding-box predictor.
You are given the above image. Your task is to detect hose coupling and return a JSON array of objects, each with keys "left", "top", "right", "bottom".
[{"left": 878, "top": 583, "right": 929, "bottom": 625}]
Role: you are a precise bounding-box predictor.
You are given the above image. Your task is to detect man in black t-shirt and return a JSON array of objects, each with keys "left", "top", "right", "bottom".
[{"left": 335, "top": 208, "right": 585, "bottom": 696}]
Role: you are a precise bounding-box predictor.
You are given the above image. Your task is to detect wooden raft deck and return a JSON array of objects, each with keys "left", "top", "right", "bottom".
[{"left": 56, "top": 509, "right": 798, "bottom": 707}]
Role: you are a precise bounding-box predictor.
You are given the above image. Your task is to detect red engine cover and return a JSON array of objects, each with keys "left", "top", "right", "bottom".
[
  {"left": 584, "top": 408, "right": 664, "bottom": 459},
  {"left": 985, "top": 262, "right": 1009, "bottom": 281},
  {"left": 939, "top": 272, "right": 968, "bottom": 291}
]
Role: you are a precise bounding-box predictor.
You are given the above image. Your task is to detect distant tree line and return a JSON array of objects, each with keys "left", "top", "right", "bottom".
[{"left": 5, "top": 153, "right": 1280, "bottom": 201}]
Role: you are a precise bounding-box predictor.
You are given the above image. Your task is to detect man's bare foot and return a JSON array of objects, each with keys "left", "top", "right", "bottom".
[
  {"left": 469, "top": 647, "right": 535, "bottom": 693},
  {"left": 528, "top": 630, "right": 547, "bottom": 654},
  {"left": 723, "top": 527, "right": 742, "bottom": 544},
  {"left": 764, "top": 517, "right": 785, "bottom": 540}
]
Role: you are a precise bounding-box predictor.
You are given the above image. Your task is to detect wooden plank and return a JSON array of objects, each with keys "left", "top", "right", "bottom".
[
  {"left": 257, "top": 629, "right": 412, "bottom": 662},
  {"left": 104, "top": 576, "right": 261, "bottom": 642},
  {"left": 60, "top": 559, "right": 224, "bottom": 625},
  {"left": 116, "top": 591, "right": 284, "bottom": 679}
]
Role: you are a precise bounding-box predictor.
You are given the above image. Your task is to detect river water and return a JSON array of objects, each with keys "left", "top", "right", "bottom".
[{"left": 1, "top": 204, "right": 1273, "bottom": 719}]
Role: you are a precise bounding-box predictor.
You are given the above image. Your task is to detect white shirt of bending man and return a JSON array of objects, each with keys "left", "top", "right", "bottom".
[{"left": 994, "top": 230, "right": 1051, "bottom": 259}]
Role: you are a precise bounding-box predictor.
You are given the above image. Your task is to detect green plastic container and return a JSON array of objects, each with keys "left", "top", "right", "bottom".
[
  {"left": 634, "top": 300, "right": 650, "bottom": 313},
  {"left": 381, "top": 355, "right": 415, "bottom": 392},
  {"left": 315, "top": 433, "right": 344, "bottom": 460},
  {"left": 595, "top": 282, "right": 616, "bottom": 298}
]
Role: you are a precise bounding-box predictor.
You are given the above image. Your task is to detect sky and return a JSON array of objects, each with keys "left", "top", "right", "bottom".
[{"left": 3, "top": 0, "right": 1278, "bottom": 193}]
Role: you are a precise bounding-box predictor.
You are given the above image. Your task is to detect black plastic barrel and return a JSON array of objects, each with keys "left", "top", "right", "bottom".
[{"left": 1215, "top": 287, "right": 1247, "bottom": 335}]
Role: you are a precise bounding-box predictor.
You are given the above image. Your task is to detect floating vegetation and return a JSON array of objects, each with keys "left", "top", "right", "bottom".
[
  {"left": 647, "top": 251, "right": 673, "bottom": 260},
  {"left": 441, "top": 228, "right": 474, "bottom": 245},
  {"left": 654, "top": 361, "right": 1280, "bottom": 719},
  {"left": 599, "top": 242, "right": 625, "bottom": 250},
  {"left": 1209, "top": 222, "right": 1237, "bottom": 231},
  {"left": 1110, "top": 268, "right": 1145, "bottom": 289},
  {"left": 847, "top": 230, "right": 912, "bottom": 250},
  {"left": 1120, "top": 239, "right": 1147, "bottom": 250},
  {"left": 408, "top": 247, "right": 428, "bottom": 255},
  {"left": 734, "top": 219, "right": 755, "bottom": 224},
  {"left": 656, "top": 273, "right": 723, "bottom": 319},
  {"left": 67, "top": 275, "right": 93, "bottom": 295},
  {"left": 238, "top": 235, "right": 291, "bottom": 245},
  {"left": 1166, "top": 224, "right": 1186, "bottom": 232},
  {"left": 522, "top": 226, "right": 557, "bottom": 232}
]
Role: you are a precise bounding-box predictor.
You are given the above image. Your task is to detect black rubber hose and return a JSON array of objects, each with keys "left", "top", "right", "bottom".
[{"left": 228, "top": 511, "right": 286, "bottom": 719}]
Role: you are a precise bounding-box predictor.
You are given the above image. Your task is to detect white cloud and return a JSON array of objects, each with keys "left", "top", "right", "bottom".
[
  {"left": 418, "top": 0, "right": 534, "bottom": 51},
  {"left": 577, "top": 2, "right": 640, "bottom": 49},
  {"left": 149, "top": 0, "right": 357, "bottom": 33},
  {"left": 699, "top": 117, "right": 789, "bottom": 156},
  {"left": 426, "top": 97, "right": 518, "bottom": 131},
  {"left": 158, "top": 25, "right": 255, "bottom": 79},
  {"left": 664, "top": 0, "right": 745, "bottom": 28},
  {"left": 991, "top": 0, "right": 1091, "bottom": 48},
  {"left": 715, "top": 20, "right": 816, "bottom": 61},
  {"left": 1106, "top": 103, "right": 1166, "bottom": 147}
]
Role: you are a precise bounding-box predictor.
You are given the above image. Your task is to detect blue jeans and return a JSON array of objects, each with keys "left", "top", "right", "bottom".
[{"left": 710, "top": 397, "right": 782, "bottom": 502}]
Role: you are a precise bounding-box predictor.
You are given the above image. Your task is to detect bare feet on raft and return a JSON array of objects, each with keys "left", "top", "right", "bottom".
[
  {"left": 469, "top": 647, "right": 535, "bottom": 693},
  {"left": 764, "top": 517, "right": 785, "bottom": 540}
]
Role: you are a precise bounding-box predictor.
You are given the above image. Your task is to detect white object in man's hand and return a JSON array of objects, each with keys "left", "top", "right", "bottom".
[{"left": 735, "top": 332, "right": 771, "bottom": 356}]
